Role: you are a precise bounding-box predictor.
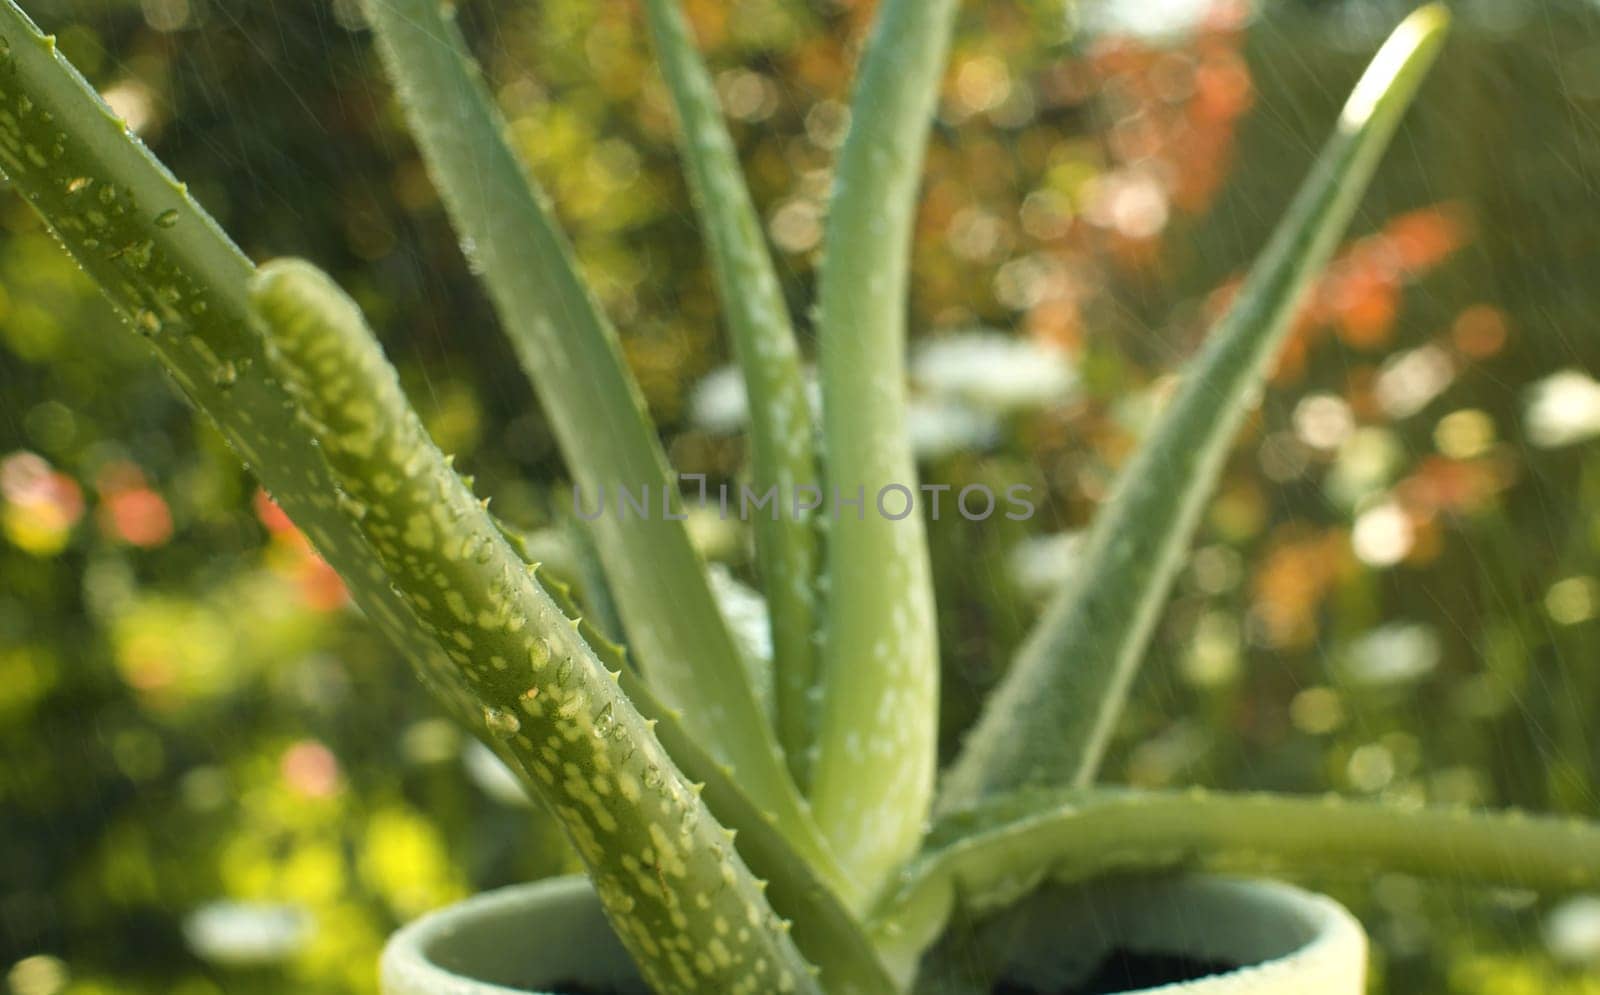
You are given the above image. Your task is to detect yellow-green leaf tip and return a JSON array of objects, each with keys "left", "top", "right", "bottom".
[{"left": 1340, "top": 3, "right": 1449, "bottom": 129}]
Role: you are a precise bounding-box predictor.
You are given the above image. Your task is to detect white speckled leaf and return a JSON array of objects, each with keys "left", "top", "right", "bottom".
[
  {"left": 250, "top": 260, "right": 820, "bottom": 995},
  {"left": 643, "top": 0, "right": 824, "bottom": 788},
  {"left": 809, "top": 0, "right": 961, "bottom": 903},
  {"left": 361, "top": 0, "right": 805, "bottom": 836}
]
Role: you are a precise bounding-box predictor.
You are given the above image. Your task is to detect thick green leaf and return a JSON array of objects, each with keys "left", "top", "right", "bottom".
[
  {"left": 528, "top": 528, "right": 872, "bottom": 919},
  {"left": 360, "top": 0, "right": 803, "bottom": 834},
  {"left": 643, "top": 0, "right": 823, "bottom": 786},
  {"left": 874, "top": 787, "right": 1600, "bottom": 987},
  {"left": 619, "top": 669, "right": 893, "bottom": 995},
  {"left": 939, "top": 5, "right": 1451, "bottom": 807},
  {"left": 250, "top": 260, "right": 820, "bottom": 995},
  {"left": 809, "top": 0, "right": 961, "bottom": 901}
]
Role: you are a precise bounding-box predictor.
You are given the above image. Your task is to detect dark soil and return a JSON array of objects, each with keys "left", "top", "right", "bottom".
[
  {"left": 550, "top": 947, "right": 1235, "bottom": 994},
  {"left": 995, "top": 948, "right": 1237, "bottom": 994}
]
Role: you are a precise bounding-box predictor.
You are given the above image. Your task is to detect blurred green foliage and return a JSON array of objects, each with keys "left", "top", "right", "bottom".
[{"left": 2, "top": 0, "right": 1599, "bottom": 992}]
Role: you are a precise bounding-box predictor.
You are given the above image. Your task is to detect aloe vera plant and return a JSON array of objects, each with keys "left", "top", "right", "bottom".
[{"left": 4, "top": 1, "right": 1599, "bottom": 992}]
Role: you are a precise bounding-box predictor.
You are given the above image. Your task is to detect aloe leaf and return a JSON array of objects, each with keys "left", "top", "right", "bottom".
[
  {"left": 643, "top": 0, "right": 823, "bottom": 787},
  {"left": 249, "top": 260, "right": 821, "bottom": 995},
  {"left": 358, "top": 0, "right": 803, "bottom": 827},
  {"left": 620, "top": 665, "right": 893, "bottom": 994},
  {"left": 809, "top": 0, "right": 961, "bottom": 900},
  {"left": 490, "top": 516, "right": 627, "bottom": 643},
  {"left": 511, "top": 539, "right": 886, "bottom": 988},
  {"left": 559, "top": 515, "right": 627, "bottom": 644},
  {"left": 939, "top": 5, "right": 1451, "bottom": 808},
  {"left": 523, "top": 526, "right": 870, "bottom": 916},
  {"left": 871, "top": 787, "right": 1600, "bottom": 985}
]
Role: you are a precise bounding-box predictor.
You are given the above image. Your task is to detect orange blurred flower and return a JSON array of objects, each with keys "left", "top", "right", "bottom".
[
  {"left": 95, "top": 461, "right": 173, "bottom": 549},
  {"left": 254, "top": 490, "right": 349, "bottom": 613},
  {"left": 281, "top": 740, "right": 343, "bottom": 799},
  {"left": 1251, "top": 528, "right": 1352, "bottom": 650},
  {"left": 1396, "top": 454, "right": 1513, "bottom": 519},
  {"left": 1451, "top": 304, "right": 1510, "bottom": 360}
]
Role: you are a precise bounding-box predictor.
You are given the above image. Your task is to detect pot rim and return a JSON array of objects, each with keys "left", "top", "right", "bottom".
[
  {"left": 381, "top": 876, "right": 632, "bottom": 995},
  {"left": 381, "top": 873, "right": 1366, "bottom": 995}
]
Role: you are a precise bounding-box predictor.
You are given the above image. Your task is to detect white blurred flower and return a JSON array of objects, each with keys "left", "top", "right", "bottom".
[
  {"left": 1525, "top": 369, "right": 1600, "bottom": 448},
  {"left": 1545, "top": 895, "right": 1600, "bottom": 965},
  {"left": 183, "top": 901, "right": 312, "bottom": 966},
  {"left": 689, "top": 365, "right": 752, "bottom": 434},
  {"left": 911, "top": 331, "right": 1077, "bottom": 412},
  {"left": 908, "top": 398, "right": 1000, "bottom": 461},
  {"left": 1008, "top": 531, "right": 1085, "bottom": 598},
  {"left": 1340, "top": 622, "right": 1440, "bottom": 687},
  {"left": 1081, "top": 169, "right": 1170, "bottom": 239},
  {"left": 1375, "top": 344, "right": 1454, "bottom": 419},
  {"left": 693, "top": 336, "right": 1061, "bottom": 461},
  {"left": 1083, "top": 0, "right": 1218, "bottom": 39},
  {"left": 1351, "top": 500, "right": 1413, "bottom": 567},
  {"left": 1293, "top": 393, "right": 1356, "bottom": 452},
  {"left": 100, "top": 79, "right": 156, "bottom": 135},
  {"left": 689, "top": 365, "right": 822, "bottom": 436}
]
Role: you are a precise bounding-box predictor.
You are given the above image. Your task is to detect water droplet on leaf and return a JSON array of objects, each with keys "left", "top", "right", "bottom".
[
  {"left": 483, "top": 706, "right": 520, "bottom": 737},
  {"left": 529, "top": 638, "right": 550, "bottom": 669},
  {"left": 335, "top": 490, "right": 368, "bottom": 520}
]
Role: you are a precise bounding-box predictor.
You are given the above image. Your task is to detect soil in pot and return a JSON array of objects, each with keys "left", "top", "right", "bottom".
[
  {"left": 534, "top": 950, "right": 1238, "bottom": 995},
  {"left": 995, "top": 948, "right": 1237, "bottom": 994}
]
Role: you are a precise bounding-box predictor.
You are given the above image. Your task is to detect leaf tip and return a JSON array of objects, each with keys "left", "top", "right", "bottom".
[{"left": 1339, "top": 2, "right": 1450, "bottom": 130}]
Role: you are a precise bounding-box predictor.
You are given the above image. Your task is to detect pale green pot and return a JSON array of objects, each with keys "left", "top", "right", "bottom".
[{"left": 379, "top": 874, "right": 1365, "bottom": 994}]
